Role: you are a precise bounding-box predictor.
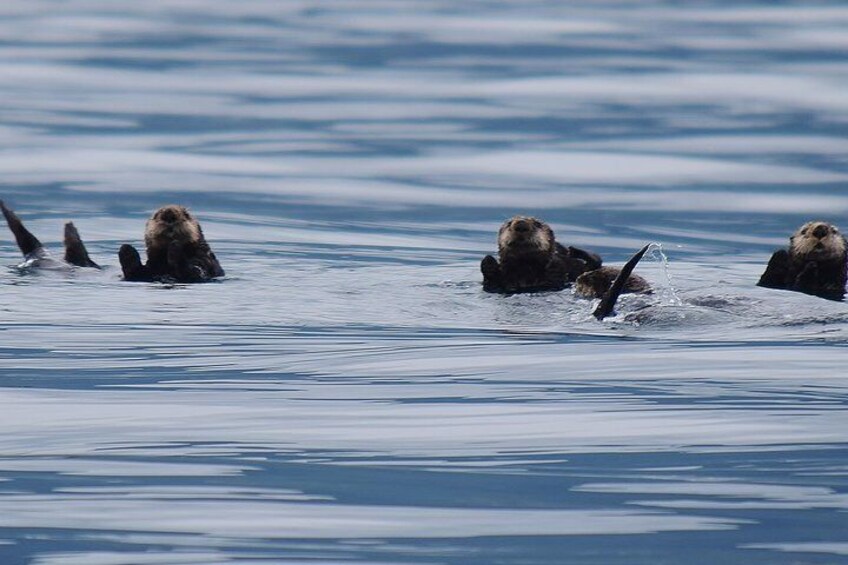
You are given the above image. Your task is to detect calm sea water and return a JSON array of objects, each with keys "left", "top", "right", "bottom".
[{"left": 1, "top": 1, "right": 848, "bottom": 564}]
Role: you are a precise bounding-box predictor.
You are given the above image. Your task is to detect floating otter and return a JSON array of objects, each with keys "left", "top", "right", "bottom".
[
  {"left": 481, "top": 216, "right": 601, "bottom": 293},
  {"left": 758, "top": 221, "right": 847, "bottom": 301},
  {"left": 119, "top": 204, "right": 224, "bottom": 283},
  {"left": 481, "top": 215, "right": 651, "bottom": 319},
  {"left": 590, "top": 244, "right": 651, "bottom": 320},
  {"left": 575, "top": 266, "right": 651, "bottom": 299},
  {"left": 1, "top": 200, "right": 100, "bottom": 270}
]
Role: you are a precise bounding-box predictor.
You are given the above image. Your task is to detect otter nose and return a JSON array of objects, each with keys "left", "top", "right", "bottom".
[
  {"left": 160, "top": 209, "right": 177, "bottom": 223},
  {"left": 513, "top": 219, "right": 531, "bottom": 233},
  {"left": 812, "top": 224, "right": 829, "bottom": 239}
]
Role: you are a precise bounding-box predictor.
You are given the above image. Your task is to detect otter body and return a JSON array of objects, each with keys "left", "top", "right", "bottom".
[
  {"left": 575, "top": 266, "right": 651, "bottom": 299},
  {"left": 481, "top": 216, "right": 601, "bottom": 293},
  {"left": 119, "top": 205, "right": 224, "bottom": 283},
  {"left": 758, "top": 221, "right": 847, "bottom": 301},
  {"left": 1, "top": 200, "right": 99, "bottom": 270}
]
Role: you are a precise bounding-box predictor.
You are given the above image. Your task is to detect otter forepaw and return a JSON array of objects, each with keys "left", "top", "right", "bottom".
[
  {"left": 794, "top": 260, "right": 821, "bottom": 291},
  {"left": 119, "top": 243, "right": 140, "bottom": 263},
  {"left": 167, "top": 240, "right": 187, "bottom": 266},
  {"left": 757, "top": 249, "right": 790, "bottom": 289},
  {"left": 481, "top": 255, "right": 499, "bottom": 277},
  {"left": 119, "top": 244, "right": 151, "bottom": 282},
  {"left": 481, "top": 255, "right": 504, "bottom": 292},
  {"left": 566, "top": 246, "right": 603, "bottom": 271}
]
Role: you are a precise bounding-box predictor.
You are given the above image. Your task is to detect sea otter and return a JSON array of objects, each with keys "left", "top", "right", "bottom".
[
  {"left": 575, "top": 266, "right": 651, "bottom": 299},
  {"left": 589, "top": 244, "right": 651, "bottom": 320},
  {"left": 481, "top": 216, "right": 602, "bottom": 293},
  {"left": 757, "top": 221, "right": 847, "bottom": 301},
  {"left": 119, "top": 204, "right": 224, "bottom": 283},
  {"left": 1, "top": 200, "right": 100, "bottom": 270}
]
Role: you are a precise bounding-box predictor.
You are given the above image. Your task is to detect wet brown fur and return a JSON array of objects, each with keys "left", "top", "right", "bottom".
[
  {"left": 143, "top": 205, "right": 203, "bottom": 273},
  {"left": 120, "top": 204, "right": 224, "bottom": 283},
  {"left": 789, "top": 221, "right": 846, "bottom": 260},
  {"left": 482, "top": 216, "right": 601, "bottom": 293},
  {"left": 575, "top": 266, "right": 651, "bottom": 299},
  {"left": 758, "top": 221, "right": 847, "bottom": 301}
]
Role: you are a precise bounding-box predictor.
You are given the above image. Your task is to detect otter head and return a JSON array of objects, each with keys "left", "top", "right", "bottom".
[
  {"left": 497, "top": 216, "right": 555, "bottom": 259},
  {"left": 144, "top": 204, "right": 201, "bottom": 252},
  {"left": 790, "top": 221, "right": 846, "bottom": 262}
]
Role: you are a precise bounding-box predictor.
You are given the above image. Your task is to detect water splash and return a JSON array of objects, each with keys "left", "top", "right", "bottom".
[{"left": 648, "top": 242, "right": 684, "bottom": 307}]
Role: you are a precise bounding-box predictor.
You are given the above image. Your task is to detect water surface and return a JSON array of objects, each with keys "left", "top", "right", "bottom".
[{"left": 1, "top": 1, "right": 847, "bottom": 564}]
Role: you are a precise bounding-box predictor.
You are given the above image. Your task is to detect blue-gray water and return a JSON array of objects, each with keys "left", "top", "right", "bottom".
[{"left": 1, "top": 1, "right": 848, "bottom": 564}]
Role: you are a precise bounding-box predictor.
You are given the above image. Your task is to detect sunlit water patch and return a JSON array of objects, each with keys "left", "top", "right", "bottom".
[{"left": 1, "top": 1, "right": 848, "bottom": 564}]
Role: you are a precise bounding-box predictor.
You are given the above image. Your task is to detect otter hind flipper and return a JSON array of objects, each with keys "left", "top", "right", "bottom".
[
  {"left": 63, "top": 222, "right": 100, "bottom": 268},
  {"left": 1, "top": 200, "right": 44, "bottom": 257},
  {"left": 593, "top": 244, "right": 651, "bottom": 321}
]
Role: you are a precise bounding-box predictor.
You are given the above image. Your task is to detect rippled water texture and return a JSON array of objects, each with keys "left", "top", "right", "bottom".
[{"left": 1, "top": 1, "right": 848, "bottom": 564}]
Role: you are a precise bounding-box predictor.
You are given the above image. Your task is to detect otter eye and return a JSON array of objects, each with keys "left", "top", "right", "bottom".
[
  {"left": 533, "top": 220, "right": 542, "bottom": 228},
  {"left": 801, "top": 228, "right": 808, "bottom": 235}
]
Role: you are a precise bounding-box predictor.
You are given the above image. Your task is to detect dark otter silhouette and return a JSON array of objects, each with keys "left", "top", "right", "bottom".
[
  {"left": 119, "top": 205, "right": 224, "bottom": 283},
  {"left": 591, "top": 244, "right": 651, "bottom": 320},
  {"left": 480, "top": 216, "right": 650, "bottom": 320},
  {"left": 758, "top": 221, "right": 847, "bottom": 301},
  {"left": 481, "top": 216, "right": 601, "bottom": 293},
  {"left": 1, "top": 200, "right": 99, "bottom": 269},
  {"left": 575, "top": 266, "right": 651, "bottom": 300}
]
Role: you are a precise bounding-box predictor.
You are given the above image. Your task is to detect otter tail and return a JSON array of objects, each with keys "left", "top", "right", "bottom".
[
  {"left": 593, "top": 244, "right": 651, "bottom": 321},
  {"left": 1, "top": 200, "right": 44, "bottom": 258},
  {"left": 64, "top": 222, "right": 100, "bottom": 268}
]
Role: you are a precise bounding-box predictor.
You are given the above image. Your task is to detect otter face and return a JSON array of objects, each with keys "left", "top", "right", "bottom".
[
  {"left": 790, "top": 221, "right": 846, "bottom": 261},
  {"left": 497, "top": 216, "right": 555, "bottom": 256},
  {"left": 144, "top": 204, "right": 201, "bottom": 251}
]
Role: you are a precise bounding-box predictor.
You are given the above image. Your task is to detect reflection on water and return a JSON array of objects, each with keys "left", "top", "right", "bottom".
[{"left": 1, "top": 1, "right": 848, "bottom": 564}]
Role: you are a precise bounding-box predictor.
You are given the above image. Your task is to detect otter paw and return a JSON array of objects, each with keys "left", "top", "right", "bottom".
[
  {"left": 567, "top": 246, "right": 602, "bottom": 271},
  {"left": 758, "top": 249, "right": 790, "bottom": 289},
  {"left": 795, "top": 261, "right": 821, "bottom": 289},
  {"left": 481, "top": 255, "right": 499, "bottom": 277},
  {"left": 167, "top": 240, "right": 187, "bottom": 265},
  {"left": 118, "top": 244, "right": 142, "bottom": 270},
  {"left": 119, "top": 244, "right": 151, "bottom": 281}
]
